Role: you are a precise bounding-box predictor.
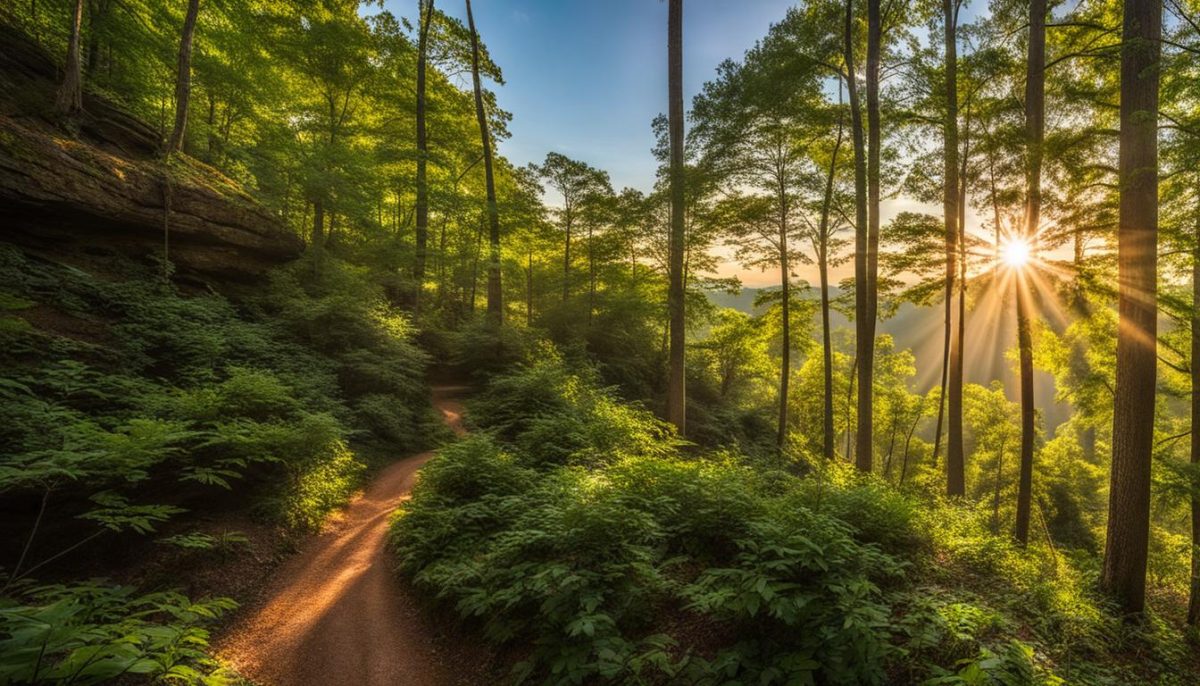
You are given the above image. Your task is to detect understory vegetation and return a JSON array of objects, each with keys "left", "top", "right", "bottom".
[
  {"left": 6, "top": 0, "right": 1200, "bottom": 682},
  {"left": 0, "top": 246, "right": 434, "bottom": 684},
  {"left": 391, "top": 352, "right": 1194, "bottom": 685}
]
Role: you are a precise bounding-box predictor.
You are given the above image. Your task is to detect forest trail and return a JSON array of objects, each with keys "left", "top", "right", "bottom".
[{"left": 215, "top": 387, "right": 470, "bottom": 686}]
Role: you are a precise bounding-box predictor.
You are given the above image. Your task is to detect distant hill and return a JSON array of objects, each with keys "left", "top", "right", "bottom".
[{"left": 707, "top": 287, "right": 1072, "bottom": 435}]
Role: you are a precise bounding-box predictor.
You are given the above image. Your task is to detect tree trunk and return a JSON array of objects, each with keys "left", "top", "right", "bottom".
[
  {"left": 932, "top": 314, "right": 950, "bottom": 470},
  {"left": 1014, "top": 286, "right": 1036, "bottom": 541},
  {"left": 819, "top": 114, "right": 844, "bottom": 460},
  {"left": 55, "top": 0, "right": 85, "bottom": 117},
  {"left": 1189, "top": 205, "right": 1200, "bottom": 625},
  {"left": 84, "top": 0, "right": 113, "bottom": 76},
  {"left": 1071, "top": 230, "right": 1097, "bottom": 463},
  {"left": 993, "top": 438, "right": 1006, "bottom": 534},
  {"left": 947, "top": 299, "right": 965, "bottom": 495},
  {"left": 527, "top": 248, "right": 535, "bottom": 327},
  {"left": 845, "top": 0, "right": 869, "bottom": 468},
  {"left": 588, "top": 223, "right": 596, "bottom": 324},
  {"left": 854, "top": 0, "right": 881, "bottom": 472},
  {"left": 414, "top": 0, "right": 433, "bottom": 308},
  {"left": 778, "top": 207, "right": 791, "bottom": 450},
  {"left": 167, "top": 0, "right": 201, "bottom": 154},
  {"left": 1012, "top": 0, "right": 1044, "bottom": 545},
  {"left": 845, "top": 354, "right": 857, "bottom": 460},
  {"left": 943, "top": 0, "right": 965, "bottom": 495},
  {"left": 883, "top": 414, "right": 898, "bottom": 478},
  {"left": 1101, "top": 0, "right": 1160, "bottom": 616},
  {"left": 465, "top": 0, "right": 502, "bottom": 324},
  {"left": 562, "top": 203, "right": 573, "bottom": 303},
  {"left": 899, "top": 408, "right": 921, "bottom": 485},
  {"left": 665, "top": 0, "right": 687, "bottom": 435}
]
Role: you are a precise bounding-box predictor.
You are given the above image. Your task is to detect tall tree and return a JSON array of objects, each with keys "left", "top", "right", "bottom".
[
  {"left": 815, "top": 108, "right": 847, "bottom": 460},
  {"left": 1190, "top": 197, "right": 1200, "bottom": 625},
  {"left": 167, "top": 0, "right": 202, "bottom": 154},
  {"left": 943, "top": 0, "right": 965, "bottom": 495},
  {"left": 844, "top": 0, "right": 869, "bottom": 465},
  {"left": 666, "top": 0, "right": 687, "bottom": 434},
  {"left": 1013, "top": 0, "right": 1045, "bottom": 545},
  {"left": 692, "top": 51, "right": 817, "bottom": 451},
  {"left": 1102, "top": 0, "right": 1161, "bottom": 616},
  {"left": 414, "top": 0, "right": 434, "bottom": 306},
  {"left": 55, "top": 0, "right": 85, "bottom": 117},
  {"left": 465, "top": 0, "right": 501, "bottom": 323},
  {"left": 855, "top": 0, "right": 882, "bottom": 472},
  {"left": 535, "top": 153, "right": 609, "bottom": 305}
]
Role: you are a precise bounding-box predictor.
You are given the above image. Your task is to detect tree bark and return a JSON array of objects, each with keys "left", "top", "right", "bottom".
[
  {"left": 1101, "top": 0, "right": 1160, "bottom": 616},
  {"left": 1071, "top": 231, "right": 1097, "bottom": 463},
  {"left": 414, "top": 0, "right": 434, "bottom": 308},
  {"left": 845, "top": 0, "right": 869, "bottom": 468},
  {"left": 899, "top": 408, "right": 921, "bottom": 485},
  {"left": 55, "top": 0, "right": 85, "bottom": 117},
  {"left": 778, "top": 200, "right": 791, "bottom": 450},
  {"left": 527, "top": 247, "right": 535, "bottom": 327},
  {"left": 818, "top": 116, "right": 845, "bottom": 460},
  {"left": 465, "top": 0, "right": 502, "bottom": 324},
  {"left": 932, "top": 313, "right": 950, "bottom": 470},
  {"left": 855, "top": 0, "right": 881, "bottom": 472},
  {"left": 993, "top": 438, "right": 1006, "bottom": 534},
  {"left": 943, "top": 0, "right": 965, "bottom": 495},
  {"left": 1012, "top": 0, "right": 1045, "bottom": 545},
  {"left": 666, "top": 0, "right": 687, "bottom": 435},
  {"left": 588, "top": 223, "right": 596, "bottom": 324},
  {"left": 562, "top": 204, "right": 572, "bottom": 302},
  {"left": 1189, "top": 202, "right": 1200, "bottom": 625},
  {"left": 167, "top": 0, "right": 201, "bottom": 154}
]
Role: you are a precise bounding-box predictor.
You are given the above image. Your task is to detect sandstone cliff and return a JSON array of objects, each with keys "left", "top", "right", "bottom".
[{"left": 0, "top": 22, "right": 302, "bottom": 282}]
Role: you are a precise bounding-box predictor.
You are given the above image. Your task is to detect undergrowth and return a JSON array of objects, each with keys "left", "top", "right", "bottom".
[
  {"left": 0, "top": 246, "right": 436, "bottom": 684},
  {"left": 390, "top": 352, "right": 1197, "bottom": 685}
]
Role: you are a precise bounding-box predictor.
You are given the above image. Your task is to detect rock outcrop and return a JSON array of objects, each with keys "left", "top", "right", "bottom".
[{"left": 0, "top": 22, "right": 303, "bottom": 282}]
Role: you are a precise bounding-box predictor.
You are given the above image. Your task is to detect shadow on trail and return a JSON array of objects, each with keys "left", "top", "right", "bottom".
[{"left": 216, "top": 386, "right": 476, "bottom": 686}]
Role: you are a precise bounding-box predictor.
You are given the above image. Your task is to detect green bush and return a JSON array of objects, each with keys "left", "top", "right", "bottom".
[
  {"left": 391, "top": 356, "right": 919, "bottom": 684},
  {"left": 388, "top": 346, "right": 1200, "bottom": 683},
  {"left": 0, "top": 245, "right": 432, "bottom": 593},
  {"left": 284, "top": 437, "right": 365, "bottom": 531},
  {"left": 0, "top": 582, "right": 236, "bottom": 685},
  {"left": 264, "top": 257, "right": 434, "bottom": 451},
  {"left": 469, "top": 351, "right": 675, "bottom": 469},
  {"left": 437, "top": 317, "right": 533, "bottom": 381}
]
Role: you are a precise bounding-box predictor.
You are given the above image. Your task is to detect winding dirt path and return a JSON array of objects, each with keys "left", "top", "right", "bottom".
[{"left": 216, "top": 387, "right": 471, "bottom": 686}]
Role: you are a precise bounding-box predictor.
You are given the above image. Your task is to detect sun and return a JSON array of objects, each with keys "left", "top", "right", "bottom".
[{"left": 1001, "top": 239, "right": 1031, "bottom": 269}]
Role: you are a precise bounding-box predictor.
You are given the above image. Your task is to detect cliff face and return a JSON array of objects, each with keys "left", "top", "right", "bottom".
[{"left": 0, "top": 23, "right": 302, "bottom": 282}]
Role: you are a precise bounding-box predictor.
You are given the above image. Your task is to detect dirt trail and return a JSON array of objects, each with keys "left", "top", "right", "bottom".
[{"left": 216, "top": 387, "right": 471, "bottom": 686}]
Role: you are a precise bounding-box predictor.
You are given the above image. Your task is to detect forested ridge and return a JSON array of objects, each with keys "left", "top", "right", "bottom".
[{"left": 2, "top": 0, "right": 1200, "bottom": 684}]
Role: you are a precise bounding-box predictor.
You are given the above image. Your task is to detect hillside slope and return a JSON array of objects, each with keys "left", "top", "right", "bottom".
[{"left": 0, "top": 22, "right": 301, "bottom": 283}]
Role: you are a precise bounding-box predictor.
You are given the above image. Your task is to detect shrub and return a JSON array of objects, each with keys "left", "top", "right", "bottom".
[
  {"left": 470, "top": 351, "right": 675, "bottom": 469},
  {"left": 0, "top": 244, "right": 432, "bottom": 593},
  {"left": 438, "top": 317, "right": 533, "bottom": 381},
  {"left": 391, "top": 344, "right": 1177, "bottom": 684},
  {"left": 392, "top": 357, "right": 920, "bottom": 685},
  {"left": 283, "top": 437, "right": 364, "bottom": 531},
  {"left": 0, "top": 582, "right": 236, "bottom": 685}
]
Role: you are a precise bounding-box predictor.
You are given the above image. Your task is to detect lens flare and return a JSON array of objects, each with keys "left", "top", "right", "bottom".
[{"left": 1002, "top": 239, "right": 1031, "bottom": 268}]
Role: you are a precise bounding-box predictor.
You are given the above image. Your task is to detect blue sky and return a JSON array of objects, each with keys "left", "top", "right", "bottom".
[
  {"left": 377, "top": 1, "right": 998, "bottom": 286},
  {"left": 383, "top": 0, "right": 797, "bottom": 193}
]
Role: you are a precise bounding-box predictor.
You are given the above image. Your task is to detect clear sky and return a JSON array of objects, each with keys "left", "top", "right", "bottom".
[{"left": 383, "top": 0, "right": 799, "bottom": 193}]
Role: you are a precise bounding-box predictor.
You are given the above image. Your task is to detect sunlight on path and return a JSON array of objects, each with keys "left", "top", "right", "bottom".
[{"left": 215, "top": 388, "right": 468, "bottom": 686}]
